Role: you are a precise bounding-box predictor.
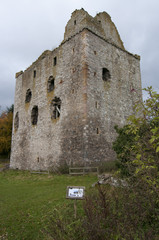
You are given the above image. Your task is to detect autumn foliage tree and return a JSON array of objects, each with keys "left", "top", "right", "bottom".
[{"left": 0, "top": 105, "right": 13, "bottom": 157}]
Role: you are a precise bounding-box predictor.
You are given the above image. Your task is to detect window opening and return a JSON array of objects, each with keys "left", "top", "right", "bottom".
[
  {"left": 54, "top": 57, "right": 57, "bottom": 66},
  {"left": 97, "top": 128, "right": 99, "bottom": 134},
  {"left": 74, "top": 20, "right": 76, "bottom": 25},
  {"left": 94, "top": 51, "right": 97, "bottom": 55},
  {"left": 94, "top": 72, "right": 96, "bottom": 77},
  {"left": 47, "top": 76, "right": 55, "bottom": 92},
  {"left": 31, "top": 106, "right": 38, "bottom": 125},
  {"left": 33, "top": 70, "right": 36, "bottom": 78},
  {"left": 14, "top": 112, "right": 19, "bottom": 131},
  {"left": 95, "top": 102, "right": 98, "bottom": 109},
  {"left": 25, "top": 89, "right": 32, "bottom": 103},
  {"left": 51, "top": 97, "right": 61, "bottom": 120},
  {"left": 102, "top": 68, "right": 111, "bottom": 81}
]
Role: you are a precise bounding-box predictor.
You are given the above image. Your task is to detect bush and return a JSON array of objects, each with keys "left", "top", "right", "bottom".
[
  {"left": 113, "top": 87, "right": 159, "bottom": 183},
  {"left": 113, "top": 125, "right": 136, "bottom": 176},
  {"left": 82, "top": 181, "right": 159, "bottom": 240},
  {"left": 43, "top": 202, "right": 85, "bottom": 240}
]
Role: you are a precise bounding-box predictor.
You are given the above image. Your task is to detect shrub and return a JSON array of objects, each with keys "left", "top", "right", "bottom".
[
  {"left": 43, "top": 203, "right": 85, "bottom": 240},
  {"left": 82, "top": 181, "right": 159, "bottom": 240}
]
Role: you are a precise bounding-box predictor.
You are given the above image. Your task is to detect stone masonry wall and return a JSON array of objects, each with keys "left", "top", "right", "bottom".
[
  {"left": 10, "top": 9, "right": 142, "bottom": 170},
  {"left": 83, "top": 30, "right": 142, "bottom": 164},
  {"left": 11, "top": 31, "right": 89, "bottom": 170}
]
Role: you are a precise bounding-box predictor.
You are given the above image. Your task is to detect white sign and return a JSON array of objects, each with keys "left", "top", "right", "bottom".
[{"left": 66, "top": 186, "right": 85, "bottom": 199}]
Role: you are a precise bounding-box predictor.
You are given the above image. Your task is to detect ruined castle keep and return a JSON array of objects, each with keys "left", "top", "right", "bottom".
[{"left": 10, "top": 9, "right": 142, "bottom": 170}]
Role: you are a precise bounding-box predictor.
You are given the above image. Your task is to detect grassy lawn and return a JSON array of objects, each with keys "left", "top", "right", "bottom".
[{"left": 0, "top": 170, "right": 97, "bottom": 240}]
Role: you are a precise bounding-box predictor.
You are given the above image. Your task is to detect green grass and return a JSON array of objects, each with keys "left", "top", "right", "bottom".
[{"left": 0, "top": 170, "right": 97, "bottom": 240}]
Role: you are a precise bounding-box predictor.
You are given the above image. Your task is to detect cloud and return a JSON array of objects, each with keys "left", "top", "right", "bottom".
[{"left": 0, "top": 0, "right": 159, "bottom": 108}]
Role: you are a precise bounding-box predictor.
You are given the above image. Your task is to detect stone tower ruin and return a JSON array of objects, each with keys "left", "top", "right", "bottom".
[{"left": 10, "top": 9, "right": 142, "bottom": 170}]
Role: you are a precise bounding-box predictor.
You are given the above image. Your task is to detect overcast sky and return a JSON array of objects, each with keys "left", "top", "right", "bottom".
[{"left": 0, "top": 0, "right": 159, "bottom": 110}]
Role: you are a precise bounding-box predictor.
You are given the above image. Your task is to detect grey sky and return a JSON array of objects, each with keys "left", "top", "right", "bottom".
[{"left": 0, "top": 0, "right": 159, "bottom": 109}]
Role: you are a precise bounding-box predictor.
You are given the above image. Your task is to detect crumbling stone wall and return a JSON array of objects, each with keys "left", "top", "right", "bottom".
[
  {"left": 64, "top": 9, "right": 125, "bottom": 49},
  {"left": 10, "top": 9, "right": 142, "bottom": 170}
]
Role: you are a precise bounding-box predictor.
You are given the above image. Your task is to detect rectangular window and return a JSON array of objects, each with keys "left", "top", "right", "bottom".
[
  {"left": 33, "top": 70, "right": 36, "bottom": 78},
  {"left": 54, "top": 57, "right": 57, "bottom": 66},
  {"left": 95, "top": 102, "right": 98, "bottom": 109}
]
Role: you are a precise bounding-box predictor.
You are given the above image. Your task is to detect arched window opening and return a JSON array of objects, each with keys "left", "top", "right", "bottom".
[
  {"left": 102, "top": 68, "right": 111, "bottom": 81},
  {"left": 51, "top": 97, "right": 61, "bottom": 120},
  {"left": 47, "top": 76, "right": 55, "bottom": 92},
  {"left": 14, "top": 112, "right": 19, "bottom": 131},
  {"left": 31, "top": 106, "right": 38, "bottom": 125},
  {"left": 25, "top": 89, "right": 32, "bottom": 103}
]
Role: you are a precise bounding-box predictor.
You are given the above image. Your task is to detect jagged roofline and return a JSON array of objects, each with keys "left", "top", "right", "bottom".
[
  {"left": 95, "top": 11, "right": 125, "bottom": 49},
  {"left": 15, "top": 9, "right": 140, "bottom": 77},
  {"left": 64, "top": 8, "right": 125, "bottom": 50}
]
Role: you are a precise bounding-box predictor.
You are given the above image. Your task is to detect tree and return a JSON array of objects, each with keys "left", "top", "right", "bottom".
[
  {"left": 113, "top": 86, "right": 159, "bottom": 195},
  {"left": 0, "top": 105, "right": 13, "bottom": 156},
  {"left": 6, "top": 104, "right": 14, "bottom": 114}
]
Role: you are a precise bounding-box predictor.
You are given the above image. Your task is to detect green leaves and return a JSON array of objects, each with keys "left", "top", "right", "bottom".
[
  {"left": 156, "top": 146, "right": 159, "bottom": 153},
  {"left": 113, "top": 87, "right": 159, "bottom": 194}
]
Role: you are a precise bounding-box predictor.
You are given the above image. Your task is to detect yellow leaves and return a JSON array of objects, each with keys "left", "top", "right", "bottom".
[{"left": 0, "top": 110, "right": 13, "bottom": 155}]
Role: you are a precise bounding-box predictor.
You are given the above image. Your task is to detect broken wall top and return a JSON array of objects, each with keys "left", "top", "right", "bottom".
[
  {"left": 64, "top": 8, "right": 125, "bottom": 50},
  {"left": 16, "top": 8, "right": 141, "bottom": 78}
]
